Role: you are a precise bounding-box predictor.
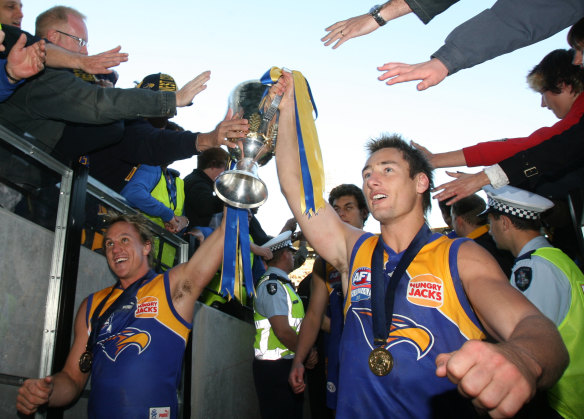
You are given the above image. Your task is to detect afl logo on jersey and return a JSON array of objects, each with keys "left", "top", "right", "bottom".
[
  {"left": 406, "top": 274, "right": 444, "bottom": 308},
  {"left": 136, "top": 296, "right": 159, "bottom": 318},
  {"left": 351, "top": 267, "right": 371, "bottom": 302}
]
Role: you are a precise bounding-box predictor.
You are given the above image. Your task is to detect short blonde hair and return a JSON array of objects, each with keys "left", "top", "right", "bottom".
[{"left": 35, "top": 6, "right": 86, "bottom": 37}]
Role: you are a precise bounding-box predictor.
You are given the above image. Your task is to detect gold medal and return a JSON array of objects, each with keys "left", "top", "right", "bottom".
[
  {"left": 79, "top": 350, "right": 93, "bottom": 373},
  {"left": 368, "top": 347, "right": 394, "bottom": 376}
]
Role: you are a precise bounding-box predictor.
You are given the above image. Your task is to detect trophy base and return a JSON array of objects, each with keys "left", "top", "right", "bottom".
[{"left": 214, "top": 170, "right": 268, "bottom": 209}]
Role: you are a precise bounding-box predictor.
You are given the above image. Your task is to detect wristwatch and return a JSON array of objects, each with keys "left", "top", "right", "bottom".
[{"left": 369, "top": 4, "right": 388, "bottom": 27}]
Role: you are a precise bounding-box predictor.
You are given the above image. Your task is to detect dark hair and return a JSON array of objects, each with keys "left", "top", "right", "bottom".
[
  {"left": 527, "top": 49, "right": 584, "bottom": 94},
  {"left": 365, "top": 134, "right": 434, "bottom": 214},
  {"left": 328, "top": 184, "right": 369, "bottom": 224},
  {"left": 438, "top": 199, "right": 451, "bottom": 216},
  {"left": 567, "top": 17, "right": 584, "bottom": 51},
  {"left": 197, "top": 147, "right": 229, "bottom": 170},
  {"left": 265, "top": 247, "right": 289, "bottom": 265},
  {"left": 103, "top": 213, "right": 154, "bottom": 267},
  {"left": 451, "top": 194, "right": 487, "bottom": 226},
  {"left": 489, "top": 211, "right": 541, "bottom": 232}
]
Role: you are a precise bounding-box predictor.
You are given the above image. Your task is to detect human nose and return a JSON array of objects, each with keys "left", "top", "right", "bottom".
[
  {"left": 15, "top": 6, "right": 23, "bottom": 19},
  {"left": 365, "top": 171, "right": 381, "bottom": 188},
  {"left": 80, "top": 45, "right": 88, "bottom": 55},
  {"left": 540, "top": 95, "right": 546, "bottom": 108}
]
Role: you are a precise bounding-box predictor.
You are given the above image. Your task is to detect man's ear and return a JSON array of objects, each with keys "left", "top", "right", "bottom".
[
  {"left": 501, "top": 215, "right": 512, "bottom": 231},
  {"left": 360, "top": 208, "right": 369, "bottom": 223},
  {"left": 416, "top": 173, "right": 430, "bottom": 194},
  {"left": 143, "top": 240, "right": 152, "bottom": 256},
  {"left": 45, "top": 29, "right": 59, "bottom": 44}
]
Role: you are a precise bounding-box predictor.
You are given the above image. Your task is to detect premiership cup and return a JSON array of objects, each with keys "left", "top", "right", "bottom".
[{"left": 214, "top": 80, "right": 281, "bottom": 209}]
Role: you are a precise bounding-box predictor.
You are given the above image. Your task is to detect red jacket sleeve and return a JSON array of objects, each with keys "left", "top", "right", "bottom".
[{"left": 462, "top": 93, "right": 584, "bottom": 167}]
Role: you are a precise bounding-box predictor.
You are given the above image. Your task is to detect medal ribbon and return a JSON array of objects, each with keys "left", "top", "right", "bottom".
[
  {"left": 260, "top": 67, "right": 324, "bottom": 217},
  {"left": 371, "top": 224, "right": 433, "bottom": 346},
  {"left": 87, "top": 270, "right": 156, "bottom": 353},
  {"left": 221, "top": 204, "right": 255, "bottom": 299}
]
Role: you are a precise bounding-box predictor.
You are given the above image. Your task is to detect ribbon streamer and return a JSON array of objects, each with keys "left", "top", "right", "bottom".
[
  {"left": 261, "top": 67, "right": 325, "bottom": 216},
  {"left": 220, "top": 166, "right": 255, "bottom": 300}
]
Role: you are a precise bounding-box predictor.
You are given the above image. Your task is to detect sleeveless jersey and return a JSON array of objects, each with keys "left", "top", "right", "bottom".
[
  {"left": 85, "top": 270, "right": 192, "bottom": 419},
  {"left": 337, "top": 233, "right": 486, "bottom": 418}
]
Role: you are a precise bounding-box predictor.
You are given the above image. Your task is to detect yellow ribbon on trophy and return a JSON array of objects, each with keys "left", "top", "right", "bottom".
[{"left": 261, "top": 67, "right": 325, "bottom": 216}]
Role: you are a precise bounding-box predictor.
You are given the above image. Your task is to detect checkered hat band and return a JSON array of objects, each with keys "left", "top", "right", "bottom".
[
  {"left": 271, "top": 240, "right": 292, "bottom": 251},
  {"left": 488, "top": 197, "right": 539, "bottom": 220}
]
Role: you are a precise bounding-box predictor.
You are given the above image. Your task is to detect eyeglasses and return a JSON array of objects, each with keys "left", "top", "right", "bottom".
[{"left": 55, "top": 30, "right": 88, "bottom": 47}]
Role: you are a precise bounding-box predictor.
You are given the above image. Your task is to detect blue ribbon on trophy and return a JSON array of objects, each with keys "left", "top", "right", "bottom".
[
  {"left": 220, "top": 161, "right": 255, "bottom": 300},
  {"left": 219, "top": 206, "right": 254, "bottom": 299}
]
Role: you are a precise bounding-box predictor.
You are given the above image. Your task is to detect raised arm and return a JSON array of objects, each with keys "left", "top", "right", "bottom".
[
  {"left": 435, "top": 241, "right": 568, "bottom": 417},
  {"left": 275, "top": 71, "right": 360, "bottom": 273},
  {"left": 322, "top": 0, "right": 460, "bottom": 49},
  {"left": 16, "top": 300, "right": 91, "bottom": 414},
  {"left": 169, "top": 214, "right": 225, "bottom": 321},
  {"left": 195, "top": 108, "right": 249, "bottom": 151},
  {"left": 411, "top": 141, "right": 467, "bottom": 168},
  {"left": 289, "top": 259, "right": 330, "bottom": 394},
  {"left": 379, "top": 0, "right": 584, "bottom": 91},
  {"left": 45, "top": 43, "right": 128, "bottom": 74},
  {"left": 321, "top": 0, "right": 412, "bottom": 49}
]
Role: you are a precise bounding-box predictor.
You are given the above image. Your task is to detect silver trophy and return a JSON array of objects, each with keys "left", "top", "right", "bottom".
[{"left": 214, "top": 80, "right": 282, "bottom": 209}]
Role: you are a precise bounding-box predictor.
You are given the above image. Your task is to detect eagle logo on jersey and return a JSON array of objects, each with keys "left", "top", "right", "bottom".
[
  {"left": 97, "top": 327, "right": 151, "bottom": 362},
  {"left": 351, "top": 308, "right": 434, "bottom": 360}
]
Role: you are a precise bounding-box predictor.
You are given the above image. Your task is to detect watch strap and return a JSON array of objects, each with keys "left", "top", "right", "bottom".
[{"left": 369, "top": 4, "right": 387, "bottom": 27}]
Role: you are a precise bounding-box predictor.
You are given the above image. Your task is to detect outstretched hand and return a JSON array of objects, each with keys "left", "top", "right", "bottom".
[
  {"left": 321, "top": 14, "right": 379, "bottom": 49},
  {"left": 176, "top": 70, "right": 211, "bottom": 107},
  {"left": 411, "top": 141, "right": 434, "bottom": 165},
  {"left": 16, "top": 376, "right": 54, "bottom": 415},
  {"left": 6, "top": 33, "right": 46, "bottom": 81},
  {"left": 436, "top": 340, "right": 538, "bottom": 417},
  {"left": 378, "top": 58, "right": 448, "bottom": 91},
  {"left": 197, "top": 108, "right": 249, "bottom": 151},
  {"left": 432, "top": 171, "right": 490, "bottom": 205},
  {"left": 79, "top": 46, "right": 128, "bottom": 74}
]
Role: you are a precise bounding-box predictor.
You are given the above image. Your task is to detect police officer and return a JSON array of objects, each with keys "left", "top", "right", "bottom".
[
  {"left": 253, "top": 231, "right": 307, "bottom": 419},
  {"left": 484, "top": 185, "right": 584, "bottom": 419}
]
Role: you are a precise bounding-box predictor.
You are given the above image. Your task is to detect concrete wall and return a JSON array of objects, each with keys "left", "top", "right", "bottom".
[{"left": 0, "top": 208, "right": 259, "bottom": 418}]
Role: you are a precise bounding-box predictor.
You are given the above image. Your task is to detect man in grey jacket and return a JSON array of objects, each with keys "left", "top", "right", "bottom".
[
  {"left": 322, "top": 0, "right": 584, "bottom": 91},
  {"left": 0, "top": 6, "right": 234, "bottom": 157}
]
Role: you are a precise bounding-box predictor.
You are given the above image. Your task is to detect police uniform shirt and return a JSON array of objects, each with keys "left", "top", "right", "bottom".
[
  {"left": 255, "top": 267, "right": 292, "bottom": 320},
  {"left": 512, "top": 236, "right": 571, "bottom": 326}
]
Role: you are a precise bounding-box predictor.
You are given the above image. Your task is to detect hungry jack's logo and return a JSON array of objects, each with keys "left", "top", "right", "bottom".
[
  {"left": 97, "top": 327, "right": 151, "bottom": 362},
  {"left": 406, "top": 274, "right": 444, "bottom": 308},
  {"left": 136, "top": 296, "right": 159, "bottom": 318},
  {"left": 351, "top": 308, "right": 434, "bottom": 360}
]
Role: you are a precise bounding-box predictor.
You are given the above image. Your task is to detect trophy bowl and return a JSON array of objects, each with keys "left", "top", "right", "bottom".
[{"left": 214, "top": 79, "right": 280, "bottom": 209}]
